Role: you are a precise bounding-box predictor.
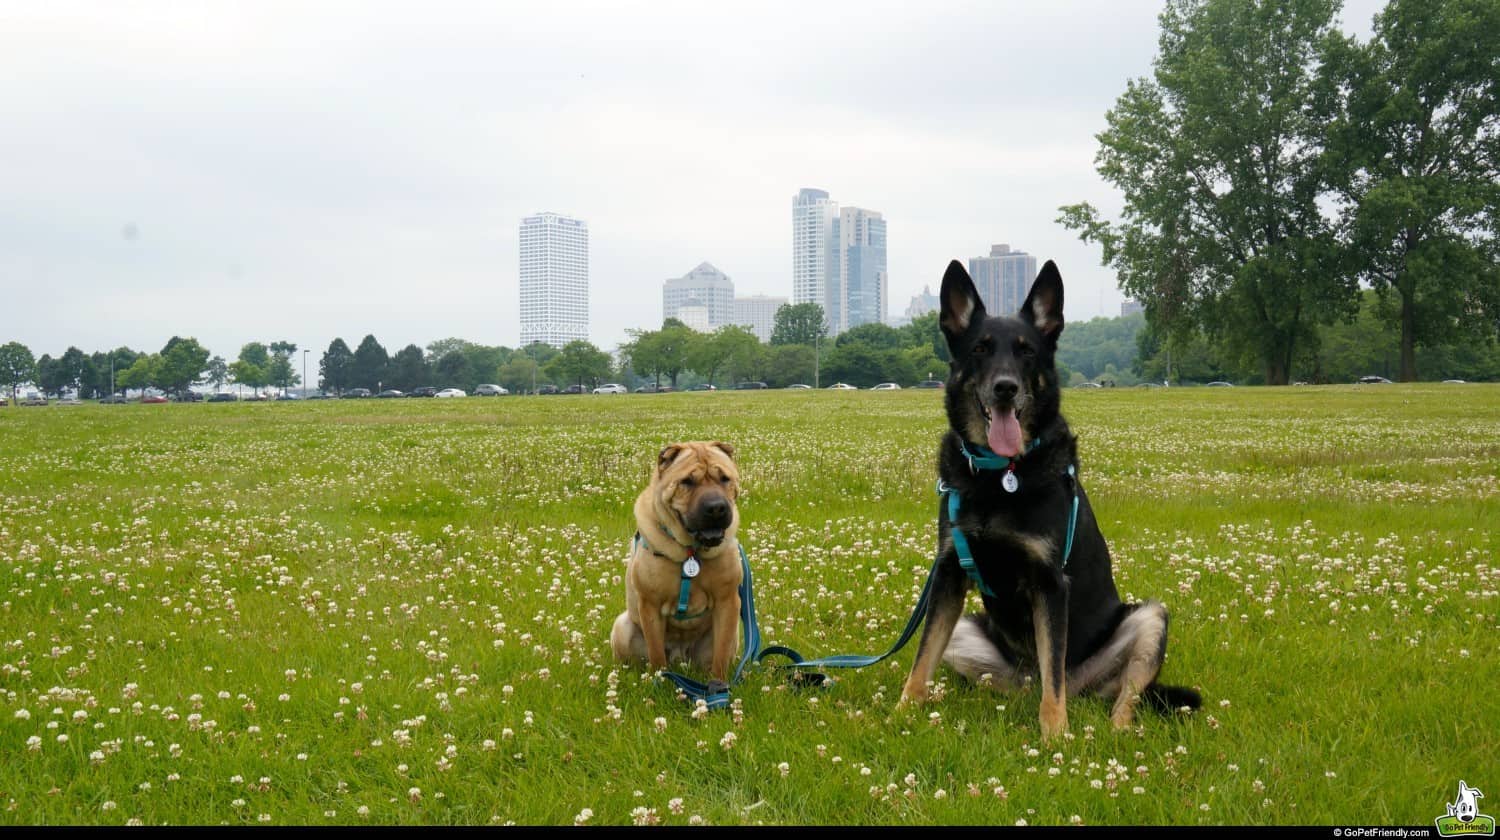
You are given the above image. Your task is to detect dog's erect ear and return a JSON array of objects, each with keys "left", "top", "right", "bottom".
[
  {"left": 939, "top": 260, "right": 985, "bottom": 346},
  {"left": 709, "top": 441, "right": 736, "bottom": 462},
  {"left": 1020, "top": 260, "right": 1065, "bottom": 345},
  {"left": 657, "top": 444, "right": 685, "bottom": 475}
]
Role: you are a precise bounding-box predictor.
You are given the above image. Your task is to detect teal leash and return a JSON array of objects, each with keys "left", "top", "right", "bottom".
[{"left": 656, "top": 544, "right": 759, "bottom": 710}]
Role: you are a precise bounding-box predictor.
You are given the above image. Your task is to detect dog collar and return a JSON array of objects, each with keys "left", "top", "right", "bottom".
[
  {"left": 633, "top": 531, "right": 709, "bottom": 621},
  {"left": 959, "top": 437, "right": 1042, "bottom": 474}
]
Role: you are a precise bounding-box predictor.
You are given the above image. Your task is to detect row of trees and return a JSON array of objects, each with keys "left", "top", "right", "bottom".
[
  {"left": 1059, "top": 0, "right": 1500, "bottom": 384},
  {"left": 0, "top": 337, "right": 306, "bottom": 400}
]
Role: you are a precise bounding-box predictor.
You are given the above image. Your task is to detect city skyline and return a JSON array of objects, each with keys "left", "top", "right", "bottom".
[{"left": 1, "top": 1, "right": 1387, "bottom": 360}]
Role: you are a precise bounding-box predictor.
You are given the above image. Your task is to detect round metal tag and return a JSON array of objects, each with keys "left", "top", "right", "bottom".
[
  {"left": 683, "top": 557, "right": 701, "bottom": 578},
  {"left": 1002, "top": 471, "right": 1019, "bottom": 493}
]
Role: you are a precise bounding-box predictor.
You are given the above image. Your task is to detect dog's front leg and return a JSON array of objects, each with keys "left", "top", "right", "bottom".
[
  {"left": 707, "top": 589, "right": 741, "bottom": 682},
  {"left": 1032, "top": 577, "right": 1070, "bottom": 739},
  {"left": 638, "top": 602, "right": 670, "bottom": 672},
  {"left": 900, "top": 557, "right": 967, "bottom": 704}
]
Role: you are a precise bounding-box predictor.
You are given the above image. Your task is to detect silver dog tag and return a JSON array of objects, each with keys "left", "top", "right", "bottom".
[
  {"left": 1002, "top": 471, "right": 1019, "bottom": 493},
  {"left": 683, "top": 557, "right": 701, "bottom": 578}
]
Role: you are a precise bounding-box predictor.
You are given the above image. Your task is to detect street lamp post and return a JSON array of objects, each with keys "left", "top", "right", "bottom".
[{"left": 303, "top": 349, "right": 309, "bottom": 398}]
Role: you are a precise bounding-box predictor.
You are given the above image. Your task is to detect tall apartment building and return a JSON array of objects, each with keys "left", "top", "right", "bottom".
[
  {"left": 791, "top": 188, "right": 844, "bottom": 334},
  {"left": 968, "top": 244, "right": 1037, "bottom": 316},
  {"left": 898, "top": 285, "right": 940, "bottom": 326},
  {"left": 792, "top": 188, "right": 889, "bottom": 335},
  {"left": 662, "top": 262, "right": 735, "bottom": 329},
  {"left": 842, "top": 207, "right": 887, "bottom": 330},
  {"left": 519, "top": 212, "right": 589, "bottom": 348},
  {"left": 733, "top": 295, "right": 788, "bottom": 343}
]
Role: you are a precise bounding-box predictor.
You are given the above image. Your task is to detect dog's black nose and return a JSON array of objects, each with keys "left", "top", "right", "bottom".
[
  {"left": 703, "top": 497, "right": 729, "bottom": 521},
  {"left": 993, "top": 379, "right": 1019, "bottom": 402}
]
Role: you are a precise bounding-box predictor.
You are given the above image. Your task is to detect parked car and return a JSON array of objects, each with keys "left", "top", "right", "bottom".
[
  {"left": 826, "top": 382, "right": 856, "bottom": 390},
  {"left": 141, "top": 394, "right": 169, "bottom": 404},
  {"left": 688, "top": 383, "right": 717, "bottom": 391},
  {"left": 735, "top": 381, "right": 768, "bottom": 390},
  {"left": 275, "top": 393, "right": 300, "bottom": 400},
  {"left": 870, "top": 382, "right": 902, "bottom": 391},
  {"left": 345, "top": 388, "right": 372, "bottom": 398},
  {"left": 21, "top": 395, "right": 49, "bottom": 406},
  {"left": 1076, "top": 382, "right": 1103, "bottom": 389},
  {"left": 436, "top": 388, "right": 467, "bottom": 398},
  {"left": 1443, "top": 379, "right": 1467, "bottom": 384},
  {"left": 1358, "top": 375, "right": 1393, "bottom": 384},
  {"left": 635, "top": 383, "right": 675, "bottom": 393},
  {"left": 375, "top": 389, "right": 403, "bottom": 398},
  {"left": 207, "top": 393, "right": 237, "bottom": 402},
  {"left": 785, "top": 383, "right": 812, "bottom": 390},
  {"left": 536, "top": 384, "right": 559, "bottom": 395},
  {"left": 99, "top": 394, "right": 131, "bottom": 404},
  {"left": 409, "top": 386, "right": 439, "bottom": 398},
  {"left": 173, "top": 391, "right": 202, "bottom": 402},
  {"left": 914, "top": 380, "right": 944, "bottom": 390},
  {"left": 592, "top": 383, "right": 627, "bottom": 394},
  {"left": 1206, "top": 381, "right": 1235, "bottom": 387},
  {"left": 474, "top": 384, "right": 508, "bottom": 396}
]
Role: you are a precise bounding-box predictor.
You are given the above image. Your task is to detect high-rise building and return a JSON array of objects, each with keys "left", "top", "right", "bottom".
[
  {"left": 792, "top": 189, "right": 890, "bottom": 334},
  {"left": 733, "top": 295, "right": 788, "bottom": 343},
  {"left": 968, "top": 244, "right": 1037, "bottom": 316},
  {"left": 842, "top": 207, "right": 887, "bottom": 330},
  {"left": 792, "top": 188, "right": 843, "bottom": 334},
  {"left": 663, "top": 262, "right": 735, "bottom": 329},
  {"left": 519, "top": 212, "right": 589, "bottom": 348},
  {"left": 676, "top": 299, "right": 713, "bottom": 332}
]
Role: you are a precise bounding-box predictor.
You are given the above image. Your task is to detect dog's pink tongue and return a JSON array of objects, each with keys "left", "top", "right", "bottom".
[{"left": 987, "top": 408, "right": 1023, "bottom": 457}]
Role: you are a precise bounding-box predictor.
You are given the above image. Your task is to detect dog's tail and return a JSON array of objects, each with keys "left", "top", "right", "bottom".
[{"left": 1143, "top": 682, "right": 1202, "bottom": 715}]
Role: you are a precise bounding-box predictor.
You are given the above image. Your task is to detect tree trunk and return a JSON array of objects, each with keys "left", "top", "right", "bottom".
[{"left": 1399, "top": 292, "right": 1417, "bottom": 382}]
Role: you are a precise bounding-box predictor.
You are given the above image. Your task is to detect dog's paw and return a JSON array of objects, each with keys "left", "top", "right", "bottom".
[{"left": 1040, "top": 706, "right": 1069, "bottom": 741}]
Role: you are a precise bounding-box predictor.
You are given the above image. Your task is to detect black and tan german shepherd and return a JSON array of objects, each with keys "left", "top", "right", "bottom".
[{"left": 900, "top": 259, "right": 1200, "bottom": 738}]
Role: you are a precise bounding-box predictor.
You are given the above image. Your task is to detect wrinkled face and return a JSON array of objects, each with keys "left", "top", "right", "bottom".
[
  {"left": 939, "top": 260, "right": 1065, "bottom": 457},
  {"left": 654, "top": 441, "right": 740, "bottom": 547}
]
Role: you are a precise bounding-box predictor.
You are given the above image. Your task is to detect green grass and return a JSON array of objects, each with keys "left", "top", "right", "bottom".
[{"left": 1, "top": 385, "right": 1496, "bottom": 826}]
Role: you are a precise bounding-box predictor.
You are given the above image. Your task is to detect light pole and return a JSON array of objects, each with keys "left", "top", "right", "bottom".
[{"left": 303, "top": 349, "right": 309, "bottom": 398}]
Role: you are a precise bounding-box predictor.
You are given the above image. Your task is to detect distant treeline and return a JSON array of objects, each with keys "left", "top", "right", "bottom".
[{"left": 3, "top": 292, "right": 1494, "bottom": 402}]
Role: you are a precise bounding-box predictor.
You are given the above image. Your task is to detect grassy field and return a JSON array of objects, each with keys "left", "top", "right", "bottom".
[{"left": 1, "top": 385, "right": 1496, "bottom": 826}]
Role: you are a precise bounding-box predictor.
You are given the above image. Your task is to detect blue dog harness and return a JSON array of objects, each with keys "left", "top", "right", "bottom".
[{"left": 941, "top": 439, "right": 1081, "bottom": 598}]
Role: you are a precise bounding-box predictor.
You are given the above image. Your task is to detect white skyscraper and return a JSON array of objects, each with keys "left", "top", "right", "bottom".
[
  {"left": 519, "top": 212, "right": 589, "bottom": 348},
  {"left": 663, "top": 262, "right": 735, "bottom": 329},
  {"left": 792, "top": 188, "right": 843, "bottom": 334},
  {"left": 793, "top": 189, "right": 888, "bottom": 334}
]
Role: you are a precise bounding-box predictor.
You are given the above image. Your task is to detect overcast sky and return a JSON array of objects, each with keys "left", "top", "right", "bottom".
[{"left": 1, "top": 0, "right": 1385, "bottom": 362}]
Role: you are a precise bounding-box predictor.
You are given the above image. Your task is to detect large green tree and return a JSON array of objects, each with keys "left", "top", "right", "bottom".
[
  {"left": 158, "top": 337, "right": 211, "bottom": 395},
  {"left": 690, "top": 325, "right": 760, "bottom": 387},
  {"left": 0, "top": 342, "right": 36, "bottom": 401},
  {"left": 1059, "top": 0, "right": 1353, "bottom": 385},
  {"left": 544, "top": 340, "right": 612, "bottom": 390},
  {"left": 266, "top": 341, "right": 300, "bottom": 393},
  {"left": 389, "top": 344, "right": 429, "bottom": 391},
  {"left": 770, "top": 303, "right": 829, "bottom": 347},
  {"left": 627, "top": 321, "right": 699, "bottom": 389},
  {"left": 351, "top": 335, "right": 390, "bottom": 391},
  {"left": 117, "top": 354, "right": 160, "bottom": 395},
  {"left": 230, "top": 342, "right": 271, "bottom": 395},
  {"left": 320, "top": 338, "right": 355, "bottom": 395},
  {"left": 1325, "top": 0, "right": 1500, "bottom": 380}
]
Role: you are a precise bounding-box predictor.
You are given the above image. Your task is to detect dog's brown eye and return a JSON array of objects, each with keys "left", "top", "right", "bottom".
[
  {"left": 1017, "top": 342, "right": 1036, "bottom": 358},
  {"left": 719, "top": 475, "right": 731, "bottom": 485},
  {"left": 972, "top": 342, "right": 989, "bottom": 357},
  {"left": 681, "top": 477, "right": 696, "bottom": 489}
]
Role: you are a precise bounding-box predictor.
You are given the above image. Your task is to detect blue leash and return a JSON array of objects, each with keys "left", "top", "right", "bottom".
[
  {"left": 657, "top": 544, "right": 760, "bottom": 710},
  {"left": 760, "top": 440, "right": 1080, "bottom": 671}
]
